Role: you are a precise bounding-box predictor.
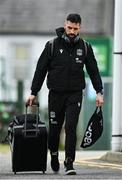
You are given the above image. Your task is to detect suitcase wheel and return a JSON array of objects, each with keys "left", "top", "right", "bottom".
[
  {"left": 14, "top": 171, "right": 16, "bottom": 174},
  {"left": 43, "top": 171, "right": 45, "bottom": 174}
]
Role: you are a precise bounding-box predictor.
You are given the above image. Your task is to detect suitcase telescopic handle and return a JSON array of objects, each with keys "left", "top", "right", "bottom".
[
  {"left": 25, "top": 102, "right": 40, "bottom": 117},
  {"left": 25, "top": 102, "right": 39, "bottom": 107},
  {"left": 24, "top": 102, "right": 40, "bottom": 137}
]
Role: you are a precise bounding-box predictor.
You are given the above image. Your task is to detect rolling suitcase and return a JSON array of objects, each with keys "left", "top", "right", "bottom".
[{"left": 8, "top": 102, "right": 48, "bottom": 174}]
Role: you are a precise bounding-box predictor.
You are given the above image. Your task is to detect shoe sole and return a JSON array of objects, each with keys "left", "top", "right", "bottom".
[{"left": 65, "top": 169, "right": 76, "bottom": 175}]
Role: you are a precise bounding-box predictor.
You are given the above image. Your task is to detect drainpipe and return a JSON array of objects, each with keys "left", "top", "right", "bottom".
[{"left": 112, "top": 0, "right": 122, "bottom": 151}]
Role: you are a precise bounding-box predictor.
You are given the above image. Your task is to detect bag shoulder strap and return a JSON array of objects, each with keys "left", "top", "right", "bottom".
[
  {"left": 49, "top": 38, "right": 56, "bottom": 57},
  {"left": 82, "top": 39, "right": 89, "bottom": 57}
]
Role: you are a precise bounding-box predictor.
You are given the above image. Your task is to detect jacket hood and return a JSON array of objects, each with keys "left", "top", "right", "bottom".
[{"left": 55, "top": 27, "right": 65, "bottom": 37}]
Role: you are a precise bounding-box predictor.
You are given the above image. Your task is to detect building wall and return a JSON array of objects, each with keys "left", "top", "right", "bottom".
[{"left": 0, "top": 0, "right": 114, "bottom": 35}]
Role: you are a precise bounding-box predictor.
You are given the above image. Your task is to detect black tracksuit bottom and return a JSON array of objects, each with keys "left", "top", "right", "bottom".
[{"left": 48, "top": 90, "right": 83, "bottom": 161}]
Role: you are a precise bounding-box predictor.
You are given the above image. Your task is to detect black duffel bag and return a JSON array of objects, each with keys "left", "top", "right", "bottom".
[{"left": 80, "top": 106, "right": 103, "bottom": 148}]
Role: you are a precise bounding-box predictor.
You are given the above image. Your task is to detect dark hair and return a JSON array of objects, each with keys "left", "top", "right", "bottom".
[{"left": 66, "top": 13, "right": 81, "bottom": 24}]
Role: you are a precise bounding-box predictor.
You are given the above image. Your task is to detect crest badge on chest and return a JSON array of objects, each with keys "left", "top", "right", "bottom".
[{"left": 77, "top": 49, "right": 83, "bottom": 56}]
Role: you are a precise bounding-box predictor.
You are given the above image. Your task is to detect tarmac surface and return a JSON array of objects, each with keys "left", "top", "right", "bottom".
[{"left": 0, "top": 150, "right": 122, "bottom": 179}]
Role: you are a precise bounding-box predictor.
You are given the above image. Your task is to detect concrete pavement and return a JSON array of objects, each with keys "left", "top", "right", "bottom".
[
  {"left": 100, "top": 151, "right": 122, "bottom": 163},
  {"left": 75, "top": 150, "right": 122, "bottom": 171},
  {"left": 0, "top": 150, "right": 122, "bottom": 179},
  {"left": 61, "top": 150, "right": 122, "bottom": 164}
]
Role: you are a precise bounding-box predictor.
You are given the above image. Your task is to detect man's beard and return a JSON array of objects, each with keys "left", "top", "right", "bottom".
[{"left": 67, "top": 34, "right": 76, "bottom": 43}]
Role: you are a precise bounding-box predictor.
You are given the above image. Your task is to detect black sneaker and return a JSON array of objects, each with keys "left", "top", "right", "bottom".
[
  {"left": 64, "top": 157, "right": 76, "bottom": 175},
  {"left": 50, "top": 151, "right": 60, "bottom": 172}
]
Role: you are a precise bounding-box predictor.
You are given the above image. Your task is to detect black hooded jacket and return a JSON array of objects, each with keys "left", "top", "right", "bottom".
[{"left": 31, "top": 27, "right": 103, "bottom": 95}]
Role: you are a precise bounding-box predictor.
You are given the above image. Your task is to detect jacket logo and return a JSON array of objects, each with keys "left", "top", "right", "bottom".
[
  {"left": 59, "top": 49, "right": 63, "bottom": 54},
  {"left": 83, "top": 122, "right": 93, "bottom": 146},
  {"left": 77, "top": 49, "right": 83, "bottom": 56},
  {"left": 75, "top": 57, "right": 82, "bottom": 63},
  {"left": 50, "top": 111, "right": 56, "bottom": 118}
]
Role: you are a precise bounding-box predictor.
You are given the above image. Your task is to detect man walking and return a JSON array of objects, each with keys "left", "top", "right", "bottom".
[{"left": 26, "top": 13, "right": 104, "bottom": 175}]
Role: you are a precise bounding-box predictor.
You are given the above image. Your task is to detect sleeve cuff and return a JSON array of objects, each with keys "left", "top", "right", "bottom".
[
  {"left": 96, "top": 91, "right": 103, "bottom": 95},
  {"left": 31, "top": 91, "right": 37, "bottom": 96}
]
